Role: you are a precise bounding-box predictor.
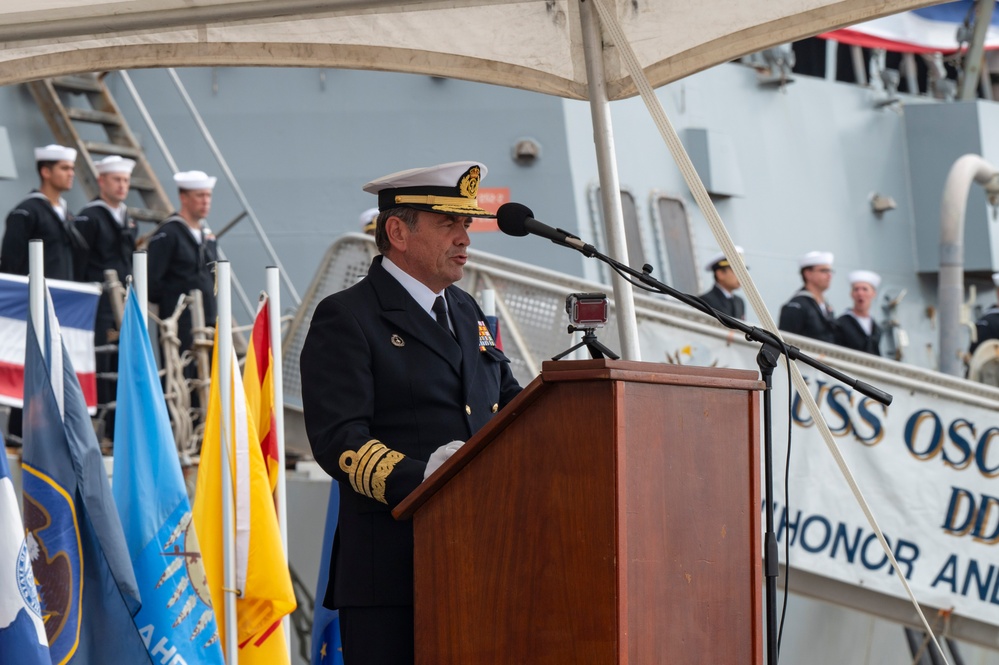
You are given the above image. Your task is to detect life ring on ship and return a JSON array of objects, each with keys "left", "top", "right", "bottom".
[{"left": 968, "top": 339, "right": 999, "bottom": 386}]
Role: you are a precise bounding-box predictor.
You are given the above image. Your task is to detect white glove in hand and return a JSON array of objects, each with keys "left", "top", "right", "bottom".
[{"left": 423, "top": 440, "right": 464, "bottom": 480}]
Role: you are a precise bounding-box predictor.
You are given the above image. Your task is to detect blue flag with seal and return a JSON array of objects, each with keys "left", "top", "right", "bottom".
[
  {"left": 0, "top": 436, "right": 50, "bottom": 664},
  {"left": 311, "top": 482, "right": 344, "bottom": 665},
  {"left": 21, "top": 281, "right": 151, "bottom": 664},
  {"left": 113, "top": 289, "right": 225, "bottom": 664}
]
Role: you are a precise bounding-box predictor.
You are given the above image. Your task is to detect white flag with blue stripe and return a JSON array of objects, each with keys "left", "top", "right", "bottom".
[{"left": 0, "top": 444, "right": 50, "bottom": 663}]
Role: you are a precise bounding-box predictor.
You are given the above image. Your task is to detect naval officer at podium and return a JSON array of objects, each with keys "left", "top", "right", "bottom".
[{"left": 301, "top": 161, "right": 522, "bottom": 664}]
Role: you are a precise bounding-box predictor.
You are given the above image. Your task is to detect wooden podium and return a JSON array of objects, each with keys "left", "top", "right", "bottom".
[{"left": 394, "top": 359, "right": 763, "bottom": 664}]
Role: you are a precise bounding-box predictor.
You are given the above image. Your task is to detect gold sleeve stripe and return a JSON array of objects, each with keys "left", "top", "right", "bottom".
[{"left": 339, "top": 439, "right": 406, "bottom": 504}]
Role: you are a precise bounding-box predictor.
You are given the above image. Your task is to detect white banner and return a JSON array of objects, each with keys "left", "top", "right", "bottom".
[{"left": 636, "top": 314, "right": 999, "bottom": 626}]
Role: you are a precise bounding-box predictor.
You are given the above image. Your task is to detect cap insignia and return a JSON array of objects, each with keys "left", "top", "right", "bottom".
[{"left": 459, "top": 166, "right": 480, "bottom": 200}]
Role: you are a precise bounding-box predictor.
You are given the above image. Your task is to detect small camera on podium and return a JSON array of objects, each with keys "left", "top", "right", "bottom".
[{"left": 565, "top": 292, "right": 609, "bottom": 328}]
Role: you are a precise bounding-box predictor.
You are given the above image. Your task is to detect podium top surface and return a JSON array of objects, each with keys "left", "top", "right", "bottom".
[
  {"left": 393, "top": 359, "right": 762, "bottom": 519},
  {"left": 540, "top": 359, "right": 762, "bottom": 390}
]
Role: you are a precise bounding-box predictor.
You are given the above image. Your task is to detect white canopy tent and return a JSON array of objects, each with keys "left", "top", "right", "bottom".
[{"left": 0, "top": 0, "right": 939, "bottom": 97}]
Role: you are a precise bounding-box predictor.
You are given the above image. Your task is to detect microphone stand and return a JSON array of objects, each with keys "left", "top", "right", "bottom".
[{"left": 550, "top": 234, "right": 892, "bottom": 665}]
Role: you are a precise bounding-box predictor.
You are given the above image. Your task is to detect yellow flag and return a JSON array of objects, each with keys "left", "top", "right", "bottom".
[{"left": 192, "top": 333, "right": 296, "bottom": 663}]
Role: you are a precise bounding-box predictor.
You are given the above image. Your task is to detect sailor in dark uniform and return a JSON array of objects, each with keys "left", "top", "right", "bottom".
[
  {"left": 835, "top": 270, "right": 882, "bottom": 355},
  {"left": 698, "top": 246, "right": 746, "bottom": 320},
  {"left": 75, "top": 155, "right": 138, "bottom": 435},
  {"left": 0, "top": 144, "right": 86, "bottom": 280},
  {"left": 147, "top": 170, "right": 219, "bottom": 355},
  {"left": 301, "top": 161, "right": 522, "bottom": 665},
  {"left": 1, "top": 144, "right": 86, "bottom": 441},
  {"left": 970, "top": 272, "right": 999, "bottom": 356},
  {"left": 778, "top": 250, "right": 838, "bottom": 343}
]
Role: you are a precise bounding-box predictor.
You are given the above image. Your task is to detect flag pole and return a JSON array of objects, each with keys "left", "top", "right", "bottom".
[
  {"left": 28, "top": 241, "right": 44, "bottom": 355},
  {"left": 265, "top": 266, "right": 291, "bottom": 660},
  {"left": 132, "top": 250, "right": 148, "bottom": 322},
  {"left": 218, "top": 261, "right": 239, "bottom": 664}
]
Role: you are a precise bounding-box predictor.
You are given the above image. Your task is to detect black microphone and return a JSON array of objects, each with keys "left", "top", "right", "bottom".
[{"left": 496, "top": 202, "right": 586, "bottom": 250}]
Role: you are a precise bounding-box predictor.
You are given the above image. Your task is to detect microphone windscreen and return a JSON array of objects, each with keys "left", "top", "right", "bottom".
[{"left": 496, "top": 202, "right": 534, "bottom": 237}]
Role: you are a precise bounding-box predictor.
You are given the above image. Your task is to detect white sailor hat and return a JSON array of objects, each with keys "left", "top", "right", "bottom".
[
  {"left": 799, "top": 251, "right": 834, "bottom": 269},
  {"left": 848, "top": 270, "right": 881, "bottom": 290},
  {"left": 173, "top": 170, "right": 217, "bottom": 191},
  {"left": 359, "top": 207, "right": 380, "bottom": 233},
  {"left": 95, "top": 155, "right": 136, "bottom": 175},
  {"left": 362, "top": 161, "right": 494, "bottom": 218},
  {"left": 34, "top": 144, "right": 77, "bottom": 163},
  {"left": 992, "top": 272, "right": 999, "bottom": 288},
  {"left": 705, "top": 246, "right": 744, "bottom": 271}
]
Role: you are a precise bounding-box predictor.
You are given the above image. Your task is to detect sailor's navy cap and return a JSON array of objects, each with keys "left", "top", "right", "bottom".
[
  {"left": 359, "top": 207, "right": 380, "bottom": 233},
  {"left": 705, "top": 246, "right": 744, "bottom": 271},
  {"left": 363, "top": 161, "right": 494, "bottom": 218},
  {"left": 95, "top": 155, "right": 135, "bottom": 175},
  {"left": 848, "top": 270, "right": 881, "bottom": 289},
  {"left": 35, "top": 144, "right": 76, "bottom": 163},
  {"left": 799, "top": 250, "right": 834, "bottom": 269},
  {"left": 174, "top": 170, "right": 217, "bottom": 191}
]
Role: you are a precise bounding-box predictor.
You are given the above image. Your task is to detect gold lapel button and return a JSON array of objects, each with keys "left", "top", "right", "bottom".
[
  {"left": 491, "top": 403, "right": 498, "bottom": 413},
  {"left": 391, "top": 334, "right": 405, "bottom": 347},
  {"left": 465, "top": 405, "right": 472, "bottom": 415}
]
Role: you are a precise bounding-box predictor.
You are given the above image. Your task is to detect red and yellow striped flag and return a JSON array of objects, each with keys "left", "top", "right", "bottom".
[
  {"left": 243, "top": 298, "right": 280, "bottom": 493},
  {"left": 192, "top": 333, "right": 296, "bottom": 664}
]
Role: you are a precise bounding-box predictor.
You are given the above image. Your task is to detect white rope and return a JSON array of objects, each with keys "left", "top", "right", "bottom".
[
  {"left": 152, "top": 294, "right": 195, "bottom": 456},
  {"left": 588, "top": 0, "right": 951, "bottom": 661}
]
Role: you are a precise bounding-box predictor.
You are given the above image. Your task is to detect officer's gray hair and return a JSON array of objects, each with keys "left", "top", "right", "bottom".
[{"left": 375, "top": 206, "right": 420, "bottom": 253}]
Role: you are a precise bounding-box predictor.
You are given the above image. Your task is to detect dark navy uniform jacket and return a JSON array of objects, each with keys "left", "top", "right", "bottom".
[
  {"left": 971, "top": 306, "right": 999, "bottom": 355},
  {"left": 75, "top": 200, "right": 136, "bottom": 343},
  {"left": 778, "top": 290, "right": 838, "bottom": 343},
  {"left": 147, "top": 215, "right": 218, "bottom": 351},
  {"left": 835, "top": 313, "right": 882, "bottom": 355},
  {"left": 699, "top": 284, "right": 745, "bottom": 320},
  {"left": 301, "top": 256, "right": 522, "bottom": 609},
  {"left": 1, "top": 192, "right": 86, "bottom": 280}
]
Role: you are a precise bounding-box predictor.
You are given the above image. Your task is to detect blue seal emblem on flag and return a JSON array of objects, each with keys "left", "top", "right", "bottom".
[
  {"left": 16, "top": 538, "right": 42, "bottom": 619},
  {"left": 22, "top": 465, "right": 83, "bottom": 663}
]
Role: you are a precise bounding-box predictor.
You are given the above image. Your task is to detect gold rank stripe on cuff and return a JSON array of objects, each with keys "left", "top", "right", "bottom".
[{"left": 339, "top": 439, "right": 406, "bottom": 504}]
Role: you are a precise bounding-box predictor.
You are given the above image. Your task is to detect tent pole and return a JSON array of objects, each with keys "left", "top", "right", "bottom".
[{"left": 579, "top": 0, "right": 641, "bottom": 360}]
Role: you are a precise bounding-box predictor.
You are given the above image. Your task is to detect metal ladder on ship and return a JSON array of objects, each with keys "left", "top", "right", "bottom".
[{"left": 26, "top": 73, "right": 172, "bottom": 222}]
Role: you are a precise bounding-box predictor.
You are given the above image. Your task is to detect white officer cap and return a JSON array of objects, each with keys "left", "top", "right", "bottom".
[
  {"left": 705, "top": 246, "right": 744, "bottom": 271},
  {"left": 848, "top": 270, "right": 881, "bottom": 290},
  {"left": 362, "top": 161, "right": 494, "bottom": 218},
  {"left": 799, "top": 251, "right": 834, "bottom": 269},
  {"left": 173, "top": 170, "right": 217, "bottom": 191},
  {"left": 34, "top": 144, "right": 77, "bottom": 163},
  {"left": 95, "top": 155, "right": 136, "bottom": 175},
  {"left": 359, "top": 207, "right": 380, "bottom": 233}
]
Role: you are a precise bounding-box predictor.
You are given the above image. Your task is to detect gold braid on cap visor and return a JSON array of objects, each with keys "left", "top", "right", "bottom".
[{"left": 393, "top": 194, "right": 490, "bottom": 216}]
